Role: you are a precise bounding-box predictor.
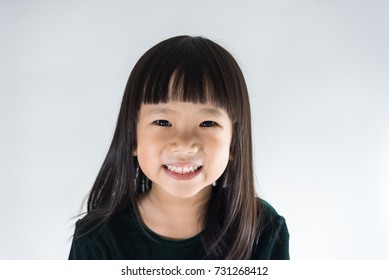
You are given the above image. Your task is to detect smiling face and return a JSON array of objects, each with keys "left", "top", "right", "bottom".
[{"left": 135, "top": 102, "right": 233, "bottom": 199}]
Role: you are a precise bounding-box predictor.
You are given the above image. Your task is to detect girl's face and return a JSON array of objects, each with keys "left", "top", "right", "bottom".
[{"left": 135, "top": 102, "right": 233, "bottom": 199}]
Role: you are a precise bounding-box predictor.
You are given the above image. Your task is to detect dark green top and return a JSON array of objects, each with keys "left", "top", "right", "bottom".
[{"left": 69, "top": 200, "right": 289, "bottom": 260}]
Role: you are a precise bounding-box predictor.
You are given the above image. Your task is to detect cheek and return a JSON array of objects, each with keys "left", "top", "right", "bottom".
[
  {"left": 136, "top": 142, "right": 163, "bottom": 180},
  {"left": 205, "top": 134, "right": 231, "bottom": 164},
  {"left": 136, "top": 127, "right": 168, "bottom": 170}
]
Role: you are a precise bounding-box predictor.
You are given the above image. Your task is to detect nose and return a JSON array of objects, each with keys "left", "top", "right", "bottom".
[{"left": 169, "top": 130, "right": 199, "bottom": 155}]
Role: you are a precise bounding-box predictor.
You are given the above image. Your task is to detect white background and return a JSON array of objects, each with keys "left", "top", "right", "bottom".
[{"left": 0, "top": 0, "right": 388, "bottom": 259}]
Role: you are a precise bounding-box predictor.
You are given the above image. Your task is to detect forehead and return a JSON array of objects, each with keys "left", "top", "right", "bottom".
[{"left": 140, "top": 102, "right": 229, "bottom": 118}]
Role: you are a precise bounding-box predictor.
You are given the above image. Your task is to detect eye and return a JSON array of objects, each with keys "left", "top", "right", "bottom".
[
  {"left": 200, "top": 121, "right": 217, "bottom": 127},
  {"left": 153, "top": 120, "right": 172, "bottom": 127}
]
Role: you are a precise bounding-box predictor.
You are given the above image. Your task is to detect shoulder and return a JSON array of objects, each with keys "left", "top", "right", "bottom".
[
  {"left": 260, "top": 199, "right": 286, "bottom": 225},
  {"left": 252, "top": 199, "right": 290, "bottom": 260},
  {"left": 69, "top": 207, "right": 133, "bottom": 260},
  {"left": 259, "top": 199, "right": 289, "bottom": 241}
]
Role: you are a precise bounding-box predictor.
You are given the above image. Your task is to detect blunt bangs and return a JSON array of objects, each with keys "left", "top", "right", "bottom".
[{"left": 132, "top": 36, "right": 245, "bottom": 123}]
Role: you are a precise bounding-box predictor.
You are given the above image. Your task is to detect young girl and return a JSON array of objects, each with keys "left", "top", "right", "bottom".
[{"left": 69, "top": 35, "right": 289, "bottom": 260}]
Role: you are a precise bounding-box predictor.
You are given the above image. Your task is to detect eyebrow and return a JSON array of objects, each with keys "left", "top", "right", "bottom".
[
  {"left": 146, "top": 107, "right": 224, "bottom": 116},
  {"left": 147, "top": 108, "right": 174, "bottom": 115},
  {"left": 198, "top": 108, "right": 223, "bottom": 116}
]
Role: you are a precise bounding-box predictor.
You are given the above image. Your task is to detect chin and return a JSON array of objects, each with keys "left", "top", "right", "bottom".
[{"left": 164, "top": 185, "right": 211, "bottom": 200}]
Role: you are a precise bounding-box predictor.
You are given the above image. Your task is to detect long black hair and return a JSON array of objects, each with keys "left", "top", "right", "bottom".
[{"left": 75, "top": 35, "right": 264, "bottom": 259}]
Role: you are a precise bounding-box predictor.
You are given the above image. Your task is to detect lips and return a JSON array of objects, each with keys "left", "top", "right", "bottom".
[
  {"left": 164, "top": 164, "right": 202, "bottom": 174},
  {"left": 162, "top": 163, "right": 203, "bottom": 180}
]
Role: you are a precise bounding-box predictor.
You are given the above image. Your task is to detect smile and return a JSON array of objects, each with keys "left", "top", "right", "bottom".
[{"left": 163, "top": 164, "right": 202, "bottom": 174}]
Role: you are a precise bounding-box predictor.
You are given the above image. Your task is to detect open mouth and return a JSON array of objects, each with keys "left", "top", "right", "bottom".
[{"left": 163, "top": 164, "right": 203, "bottom": 175}]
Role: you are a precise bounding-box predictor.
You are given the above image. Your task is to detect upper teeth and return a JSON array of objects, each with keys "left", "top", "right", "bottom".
[{"left": 165, "top": 165, "right": 200, "bottom": 174}]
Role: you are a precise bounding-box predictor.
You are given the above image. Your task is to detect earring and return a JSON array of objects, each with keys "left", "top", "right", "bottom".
[
  {"left": 221, "top": 174, "right": 228, "bottom": 188},
  {"left": 134, "top": 165, "right": 139, "bottom": 187},
  {"left": 141, "top": 174, "right": 151, "bottom": 192},
  {"left": 212, "top": 181, "right": 217, "bottom": 187},
  {"left": 141, "top": 174, "right": 146, "bottom": 193}
]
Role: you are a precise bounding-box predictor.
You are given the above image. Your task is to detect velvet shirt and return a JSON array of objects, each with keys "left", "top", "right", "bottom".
[{"left": 69, "top": 200, "right": 289, "bottom": 260}]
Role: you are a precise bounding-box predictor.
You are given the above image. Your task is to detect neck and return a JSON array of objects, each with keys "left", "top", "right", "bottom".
[
  {"left": 138, "top": 185, "right": 212, "bottom": 239},
  {"left": 149, "top": 184, "right": 211, "bottom": 215}
]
